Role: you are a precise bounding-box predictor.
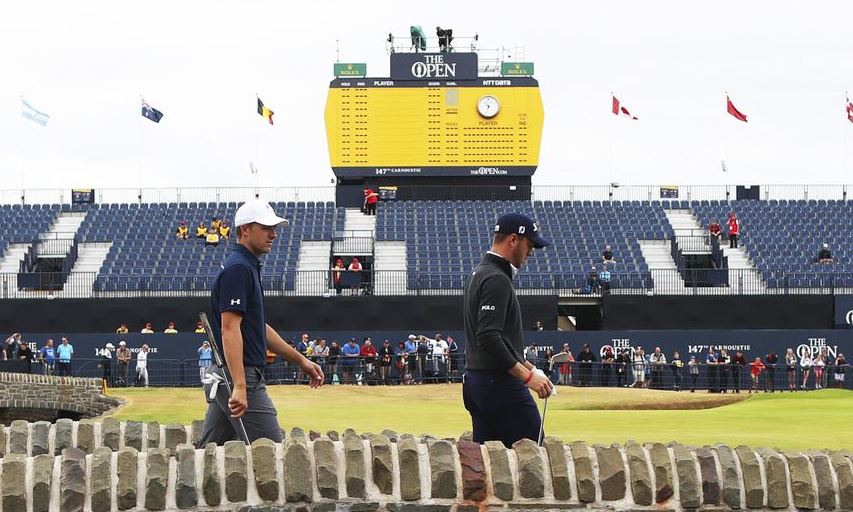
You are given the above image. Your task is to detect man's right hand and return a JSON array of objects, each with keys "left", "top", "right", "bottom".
[
  {"left": 229, "top": 385, "right": 248, "bottom": 418},
  {"left": 526, "top": 371, "right": 554, "bottom": 399}
]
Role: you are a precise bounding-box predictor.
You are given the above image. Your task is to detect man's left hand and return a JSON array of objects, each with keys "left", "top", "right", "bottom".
[{"left": 300, "top": 359, "right": 325, "bottom": 388}]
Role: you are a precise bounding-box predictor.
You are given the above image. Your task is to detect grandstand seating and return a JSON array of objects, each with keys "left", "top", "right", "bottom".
[
  {"left": 377, "top": 200, "right": 673, "bottom": 289},
  {"left": 74, "top": 202, "right": 344, "bottom": 292},
  {"left": 0, "top": 204, "right": 60, "bottom": 262},
  {"left": 691, "top": 200, "right": 853, "bottom": 288},
  {"left": 2, "top": 199, "right": 850, "bottom": 293}
]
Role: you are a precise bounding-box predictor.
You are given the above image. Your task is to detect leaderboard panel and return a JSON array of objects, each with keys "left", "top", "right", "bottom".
[{"left": 325, "top": 78, "right": 544, "bottom": 178}]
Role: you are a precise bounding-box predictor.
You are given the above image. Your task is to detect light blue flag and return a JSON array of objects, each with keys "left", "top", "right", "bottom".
[{"left": 21, "top": 98, "right": 50, "bottom": 126}]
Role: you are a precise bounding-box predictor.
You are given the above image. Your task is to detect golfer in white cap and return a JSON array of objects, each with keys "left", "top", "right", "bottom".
[{"left": 197, "top": 200, "right": 324, "bottom": 446}]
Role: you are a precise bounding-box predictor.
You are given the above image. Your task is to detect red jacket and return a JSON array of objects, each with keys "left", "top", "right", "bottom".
[
  {"left": 364, "top": 189, "right": 378, "bottom": 205},
  {"left": 360, "top": 344, "right": 377, "bottom": 357},
  {"left": 727, "top": 218, "right": 739, "bottom": 235}
]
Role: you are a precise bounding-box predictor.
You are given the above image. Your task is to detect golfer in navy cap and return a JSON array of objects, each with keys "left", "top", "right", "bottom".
[{"left": 462, "top": 213, "right": 554, "bottom": 447}]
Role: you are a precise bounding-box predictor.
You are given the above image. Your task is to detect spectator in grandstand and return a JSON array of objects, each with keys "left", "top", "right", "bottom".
[
  {"left": 598, "top": 266, "right": 612, "bottom": 294},
  {"left": 360, "top": 338, "right": 377, "bottom": 370},
  {"left": 615, "top": 348, "right": 630, "bottom": 387},
  {"left": 650, "top": 347, "right": 667, "bottom": 389},
  {"left": 394, "top": 341, "right": 411, "bottom": 384},
  {"left": 362, "top": 188, "right": 378, "bottom": 215},
  {"left": 601, "top": 245, "right": 616, "bottom": 266},
  {"left": 328, "top": 341, "right": 341, "bottom": 384},
  {"left": 688, "top": 355, "right": 700, "bottom": 392},
  {"left": 718, "top": 348, "right": 731, "bottom": 393},
  {"left": 833, "top": 353, "right": 847, "bottom": 388},
  {"left": 211, "top": 217, "right": 222, "bottom": 232},
  {"left": 196, "top": 222, "right": 208, "bottom": 239},
  {"left": 205, "top": 228, "right": 221, "bottom": 246},
  {"left": 600, "top": 346, "right": 614, "bottom": 386},
  {"left": 135, "top": 344, "right": 150, "bottom": 387},
  {"left": 176, "top": 221, "right": 189, "bottom": 240},
  {"left": 785, "top": 348, "right": 797, "bottom": 392},
  {"left": 332, "top": 258, "right": 345, "bottom": 295},
  {"left": 819, "top": 348, "right": 830, "bottom": 389},
  {"left": 817, "top": 243, "right": 833, "bottom": 264},
  {"left": 558, "top": 343, "right": 574, "bottom": 385},
  {"left": 141, "top": 322, "right": 154, "bottom": 334},
  {"left": 296, "top": 334, "right": 309, "bottom": 355},
  {"left": 198, "top": 341, "right": 212, "bottom": 383},
  {"left": 576, "top": 343, "right": 596, "bottom": 386},
  {"left": 727, "top": 212, "right": 740, "bottom": 248},
  {"left": 405, "top": 335, "right": 418, "bottom": 382},
  {"left": 416, "top": 336, "right": 433, "bottom": 383},
  {"left": 219, "top": 221, "right": 231, "bottom": 239},
  {"left": 57, "top": 337, "right": 74, "bottom": 377},
  {"left": 705, "top": 347, "right": 719, "bottom": 393},
  {"left": 39, "top": 339, "right": 56, "bottom": 376},
  {"left": 524, "top": 344, "right": 538, "bottom": 366},
  {"left": 194, "top": 320, "right": 206, "bottom": 334},
  {"left": 749, "top": 357, "right": 765, "bottom": 394},
  {"left": 96, "top": 342, "right": 113, "bottom": 384},
  {"left": 631, "top": 346, "right": 645, "bottom": 388},
  {"left": 764, "top": 352, "right": 778, "bottom": 392},
  {"left": 341, "top": 338, "right": 360, "bottom": 384},
  {"left": 671, "top": 351, "right": 684, "bottom": 391},
  {"left": 731, "top": 350, "right": 746, "bottom": 393},
  {"left": 709, "top": 220, "right": 722, "bottom": 242},
  {"left": 533, "top": 320, "right": 544, "bottom": 331},
  {"left": 164, "top": 321, "right": 178, "bottom": 334},
  {"left": 347, "top": 257, "right": 363, "bottom": 295},
  {"left": 447, "top": 335, "right": 460, "bottom": 380},
  {"left": 116, "top": 324, "right": 129, "bottom": 334},
  {"left": 14, "top": 337, "right": 32, "bottom": 360},
  {"left": 379, "top": 340, "right": 393, "bottom": 383},
  {"left": 812, "top": 351, "right": 825, "bottom": 390},
  {"left": 800, "top": 349, "right": 813, "bottom": 390},
  {"left": 3, "top": 333, "right": 20, "bottom": 360},
  {"left": 116, "top": 341, "right": 132, "bottom": 386},
  {"left": 543, "top": 347, "right": 556, "bottom": 382},
  {"left": 313, "top": 339, "right": 329, "bottom": 379},
  {"left": 584, "top": 266, "right": 599, "bottom": 294}
]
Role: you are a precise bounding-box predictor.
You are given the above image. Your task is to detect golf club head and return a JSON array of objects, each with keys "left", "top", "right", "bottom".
[{"left": 549, "top": 351, "right": 572, "bottom": 371}]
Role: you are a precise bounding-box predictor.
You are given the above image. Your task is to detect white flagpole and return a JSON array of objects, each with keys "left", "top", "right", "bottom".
[
  {"left": 844, "top": 92, "right": 849, "bottom": 188},
  {"left": 610, "top": 92, "right": 616, "bottom": 184},
  {"left": 139, "top": 95, "right": 144, "bottom": 199}
]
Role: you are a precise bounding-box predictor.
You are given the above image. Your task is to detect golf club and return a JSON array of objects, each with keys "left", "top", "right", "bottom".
[
  {"left": 199, "top": 312, "right": 251, "bottom": 445},
  {"left": 538, "top": 351, "right": 572, "bottom": 445}
]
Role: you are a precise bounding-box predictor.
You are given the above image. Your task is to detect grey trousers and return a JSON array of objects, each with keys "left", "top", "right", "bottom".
[{"left": 196, "top": 365, "right": 282, "bottom": 446}]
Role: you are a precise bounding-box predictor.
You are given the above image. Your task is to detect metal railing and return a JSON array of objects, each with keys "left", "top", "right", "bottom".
[
  {"left": 1, "top": 268, "right": 851, "bottom": 299},
  {"left": 6, "top": 356, "right": 850, "bottom": 390},
  {"left": 1, "top": 184, "right": 850, "bottom": 206}
]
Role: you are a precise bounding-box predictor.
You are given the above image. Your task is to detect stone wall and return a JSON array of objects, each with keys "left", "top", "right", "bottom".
[
  {"left": 0, "top": 373, "right": 119, "bottom": 423},
  {"left": 0, "top": 419, "right": 850, "bottom": 511}
]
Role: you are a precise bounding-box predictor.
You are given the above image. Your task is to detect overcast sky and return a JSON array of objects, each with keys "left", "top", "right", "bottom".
[{"left": 2, "top": 0, "right": 852, "bottom": 192}]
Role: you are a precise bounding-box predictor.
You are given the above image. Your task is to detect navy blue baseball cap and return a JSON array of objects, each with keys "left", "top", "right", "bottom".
[{"left": 494, "top": 213, "right": 550, "bottom": 248}]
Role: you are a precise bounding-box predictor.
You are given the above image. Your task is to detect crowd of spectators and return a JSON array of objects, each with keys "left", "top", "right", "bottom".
[{"left": 175, "top": 216, "right": 231, "bottom": 245}]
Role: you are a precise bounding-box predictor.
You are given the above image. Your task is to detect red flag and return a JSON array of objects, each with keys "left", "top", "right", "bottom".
[
  {"left": 727, "top": 96, "right": 748, "bottom": 122},
  {"left": 846, "top": 94, "right": 853, "bottom": 123},
  {"left": 612, "top": 95, "right": 638, "bottom": 120}
]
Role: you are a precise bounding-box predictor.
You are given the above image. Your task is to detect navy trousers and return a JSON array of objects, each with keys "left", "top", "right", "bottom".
[{"left": 463, "top": 369, "right": 541, "bottom": 448}]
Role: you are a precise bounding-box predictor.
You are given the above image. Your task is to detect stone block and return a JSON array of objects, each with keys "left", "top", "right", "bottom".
[
  {"left": 570, "top": 441, "right": 596, "bottom": 502},
  {"left": 514, "top": 438, "right": 545, "bottom": 499},
  {"left": 124, "top": 421, "right": 143, "bottom": 451},
  {"left": 672, "top": 443, "right": 700, "bottom": 509},
  {"left": 398, "top": 435, "right": 422, "bottom": 501},
  {"left": 313, "top": 438, "right": 339, "bottom": 500},
  {"left": 225, "top": 440, "right": 248, "bottom": 503},
  {"left": 145, "top": 448, "right": 169, "bottom": 510},
  {"left": 116, "top": 447, "right": 138, "bottom": 510},
  {"left": 429, "top": 439, "right": 457, "bottom": 499},
  {"left": 714, "top": 444, "right": 742, "bottom": 509},
  {"left": 648, "top": 442, "right": 674, "bottom": 503},
  {"left": 32, "top": 454, "right": 54, "bottom": 512},
  {"left": 175, "top": 444, "right": 198, "bottom": 509},
  {"left": 165, "top": 423, "right": 187, "bottom": 456},
  {"left": 101, "top": 417, "right": 120, "bottom": 451},
  {"left": 596, "top": 444, "right": 626, "bottom": 501},
  {"left": 696, "top": 447, "right": 720, "bottom": 505},
  {"left": 624, "top": 441, "right": 652, "bottom": 506},
  {"left": 735, "top": 446, "right": 765, "bottom": 509},
  {"left": 457, "top": 440, "right": 487, "bottom": 502},
  {"left": 203, "top": 442, "right": 222, "bottom": 507},
  {"left": 60, "top": 448, "right": 87, "bottom": 512},
  {"left": 146, "top": 420, "right": 161, "bottom": 448},
  {"left": 55, "top": 418, "right": 74, "bottom": 455},
  {"left": 9, "top": 419, "right": 28, "bottom": 455},
  {"left": 370, "top": 434, "right": 394, "bottom": 495},
  {"left": 76, "top": 419, "right": 95, "bottom": 454},
  {"left": 190, "top": 419, "right": 205, "bottom": 446},
  {"left": 253, "top": 438, "right": 280, "bottom": 502},
  {"left": 758, "top": 448, "right": 789, "bottom": 509},
  {"left": 544, "top": 437, "right": 572, "bottom": 501},
  {"left": 90, "top": 447, "right": 113, "bottom": 512},
  {"left": 784, "top": 451, "right": 816, "bottom": 510},
  {"left": 829, "top": 451, "right": 853, "bottom": 510},
  {"left": 344, "top": 430, "right": 366, "bottom": 499},
  {"left": 808, "top": 451, "right": 837, "bottom": 510},
  {"left": 31, "top": 420, "right": 50, "bottom": 456},
  {"left": 2, "top": 453, "right": 27, "bottom": 512}
]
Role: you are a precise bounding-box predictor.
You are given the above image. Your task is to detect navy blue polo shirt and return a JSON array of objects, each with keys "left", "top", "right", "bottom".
[{"left": 211, "top": 244, "right": 267, "bottom": 367}]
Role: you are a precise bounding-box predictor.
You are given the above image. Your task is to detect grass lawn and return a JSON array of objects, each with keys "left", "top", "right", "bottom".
[{"left": 106, "top": 384, "right": 852, "bottom": 450}]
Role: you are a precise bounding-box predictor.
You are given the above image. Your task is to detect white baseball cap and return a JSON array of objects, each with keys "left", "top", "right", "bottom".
[
  {"left": 119, "top": 341, "right": 126, "bottom": 346},
  {"left": 234, "top": 200, "right": 290, "bottom": 228},
  {"left": 105, "top": 343, "right": 115, "bottom": 349}
]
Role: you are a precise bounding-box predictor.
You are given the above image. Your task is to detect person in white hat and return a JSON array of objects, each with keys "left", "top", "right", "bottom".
[
  {"left": 99, "top": 342, "right": 115, "bottom": 385},
  {"left": 197, "top": 200, "right": 325, "bottom": 446},
  {"left": 116, "top": 341, "right": 131, "bottom": 387}
]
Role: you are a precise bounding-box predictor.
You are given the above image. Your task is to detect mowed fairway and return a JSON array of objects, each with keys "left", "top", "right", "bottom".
[{"left": 107, "top": 385, "right": 852, "bottom": 450}]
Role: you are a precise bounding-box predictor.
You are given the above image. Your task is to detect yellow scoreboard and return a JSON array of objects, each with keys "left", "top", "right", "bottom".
[{"left": 325, "top": 55, "right": 544, "bottom": 178}]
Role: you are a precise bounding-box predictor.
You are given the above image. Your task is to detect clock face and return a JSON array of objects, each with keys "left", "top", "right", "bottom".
[{"left": 477, "top": 95, "right": 500, "bottom": 118}]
